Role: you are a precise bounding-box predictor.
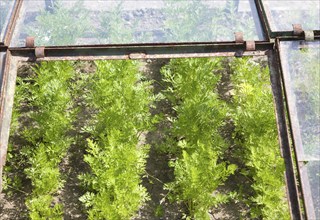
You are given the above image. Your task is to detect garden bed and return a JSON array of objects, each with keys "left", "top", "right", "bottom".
[{"left": 0, "top": 57, "right": 289, "bottom": 220}]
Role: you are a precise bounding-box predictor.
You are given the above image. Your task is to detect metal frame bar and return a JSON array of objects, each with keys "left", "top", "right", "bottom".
[
  {"left": 0, "top": 50, "right": 14, "bottom": 193},
  {"left": 8, "top": 41, "right": 273, "bottom": 60},
  {"left": 267, "top": 49, "right": 302, "bottom": 220}
]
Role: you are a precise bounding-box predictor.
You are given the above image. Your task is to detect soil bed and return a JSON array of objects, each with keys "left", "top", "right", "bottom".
[{"left": 0, "top": 57, "right": 288, "bottom": 219}]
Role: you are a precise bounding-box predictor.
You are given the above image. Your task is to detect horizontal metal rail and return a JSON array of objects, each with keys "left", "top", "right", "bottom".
[{"left": 8, "top": 41, "right": 273, "bottom": 60}]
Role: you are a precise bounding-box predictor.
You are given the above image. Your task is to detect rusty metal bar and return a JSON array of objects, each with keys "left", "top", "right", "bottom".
[
  {"left": 0, "top": 50, "right": 16, "bottom": 193},
  {"left": 9, "top": 41, "right": 273, "bottom": 60},
  {"left": 267, "top": 49, "right": 302, "bottom": 220},
  {"left": 276, "top": 34, "right": 320, "bottom": 41},
  {"left": 18, "top": 40, "right": 273, "bottom": 49}
]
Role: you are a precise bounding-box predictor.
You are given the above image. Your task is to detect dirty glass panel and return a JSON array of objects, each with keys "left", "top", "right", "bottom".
[
  {"left": 301, "top": 161, "right": 320, "bottom": 219},
  {"left": 10, "top": 0, "right": 264, "bottom": 47},
  {"left": 262, "top": 1, "right": 320, "bottom": 32},
  {"left": 0, "top": 0, "right": 16, "bottom": 42},
  {"left": 279, "top": 41, "right": 320, "bottom": 161}
]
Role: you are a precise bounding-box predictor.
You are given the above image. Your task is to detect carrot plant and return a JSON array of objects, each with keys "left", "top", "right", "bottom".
[
  {"left": 2, "top": 77, "right": 29, "bottom": 194},
  {"left": 10, "top": 77, "right": 29, "bottom": 136},
  {"left": 164, "top": 0, "right": 257, "bottom": 42},
  {"left": 27, "top": 0, "right": 89, "bottom": 46},
  {"left": 97, "top": 2, "right": 153, "bottom": 44},
  {"left": 161, "top": 58, "right": 237, "bottom": 219},
  {"left": 21, "top": 61, "right": 75, "bottom": 219},
  {"left": 230, "top": 58, "right": 290, "bottom": 219},
  {"left": 79, "top": 60, "right": 154, "bottom": 219},
  {"left": 97, "top": 2, "right": 133, "bottom": 44}
]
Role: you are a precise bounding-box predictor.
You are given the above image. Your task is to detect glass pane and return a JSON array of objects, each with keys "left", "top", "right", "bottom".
[
  {"left": 301, "top": 161, "right": 320, "bottom": 219},
  {"left": 279, "top": 41, "right": 320, "bottom": 161},
  {"left": 0, "top": 0, "right": 16, "bottom": 42},
  {"left": 10, "top": 0, "right": 264, "bottom": 47},
  {"left": 262, "top": 0, "right": 320, "bottom": 32}
]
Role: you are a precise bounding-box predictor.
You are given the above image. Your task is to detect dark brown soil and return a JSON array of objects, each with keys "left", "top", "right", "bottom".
[
  {"left": 134, "top": 59, "right": 187, "bottom": 220},
  {"left": 56, "top": 61, "right": 96, "bottom": 219},
  {"left": 58, "top": 140, "right": 89, "bottom": 220}
]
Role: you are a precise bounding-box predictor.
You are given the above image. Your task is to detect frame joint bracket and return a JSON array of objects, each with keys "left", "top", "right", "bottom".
[
  {"left": 35, "top": 47, "right": 45, "bottom": 58},
  {"left": 293, "top": 24, "right": 303, "bottom": 36},
  {"left": 245, "top": 41, "right": 256, "bottom": 51},
  {"left": 304, "top": 31, "right": 314, "bottom": 41},
  {"left": 25, "top": 36, "right": 35, "bottom": 48},
  {"left": 234, "top": 32, "right": 244, "bottom": 43}
]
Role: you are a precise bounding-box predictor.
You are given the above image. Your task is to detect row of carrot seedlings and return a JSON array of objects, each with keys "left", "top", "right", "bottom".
[{"left": 5, "top": 58, "right": 289, "bottom": 219}]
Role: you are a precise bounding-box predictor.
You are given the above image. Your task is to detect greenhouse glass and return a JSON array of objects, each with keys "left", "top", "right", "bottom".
[
  {"left": 303, "top": 161, "right": 320, "bottom": 219},
  {"left": 0, "top": 0, "right": 16, "bottom": 43},
  {"left": 262, "top": 0, "right": 320, "bottom": 32},
  {"left": 279, "top": 41, "right": 320, "bottom": 161},
  {"left": 10, "top": 0, "right": 264, "bottom": 47},
  {"left": 279, "top": 40, "right": 320, "bottom": 219}
]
